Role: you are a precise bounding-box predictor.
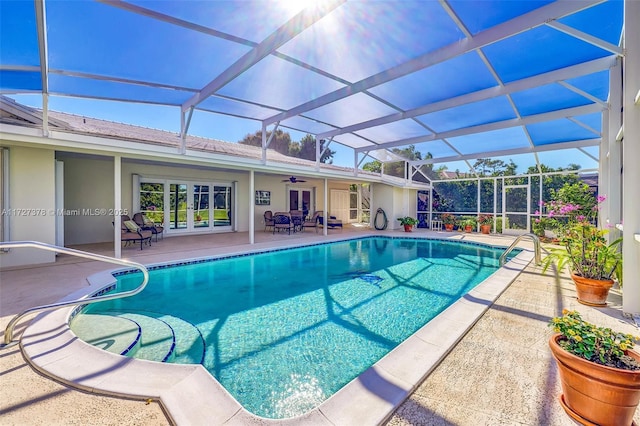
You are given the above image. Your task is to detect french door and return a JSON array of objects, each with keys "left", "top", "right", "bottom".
[
  {"left": 139, "top": 179, "right": 233, "bottom": 234},
  {"left": 288, "top": 188, "right": 313, "bottom": 217}
]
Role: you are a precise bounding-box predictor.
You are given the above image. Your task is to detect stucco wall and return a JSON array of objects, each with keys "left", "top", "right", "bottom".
[
  {"left": 61, "top": 155, "right": 114, "bottom": 245},
  {"left": 0, "top": 146, "right": 56, "bottom": 267},
  {"left": 371, "top": 184, "right": 417, "bottom": 230}
]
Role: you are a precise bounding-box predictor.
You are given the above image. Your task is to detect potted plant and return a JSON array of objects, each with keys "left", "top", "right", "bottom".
[
  {"left": 440, "top": 213, "right": 456, "bottom": 232},
  {"left": 542, "top": 221, "right": 622, "bottom": 306},
  {"left": 478, "top": 214, "right": 493, "bottom": 234},
  {"left": 397, "top": 216, "right": 418, "bottom": 232},
  {"left": 548, "top": 310, "right": 640, "bottom": 425},
  {"left": 460, "top": 216, "right": 476, "bottom": 233}
]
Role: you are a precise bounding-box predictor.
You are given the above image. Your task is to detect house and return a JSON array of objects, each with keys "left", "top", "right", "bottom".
[{"left": 0, "top": 96, "right": 428, "bottom": 267}]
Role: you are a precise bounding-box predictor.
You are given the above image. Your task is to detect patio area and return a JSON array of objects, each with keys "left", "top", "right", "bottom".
[{"left": 1, "top": 227, "right": 638, "bottom": 425}]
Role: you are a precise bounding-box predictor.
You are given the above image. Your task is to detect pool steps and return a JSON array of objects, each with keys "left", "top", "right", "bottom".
[{"left": 70, "top": 311, "right": 205, "bottom": 364}]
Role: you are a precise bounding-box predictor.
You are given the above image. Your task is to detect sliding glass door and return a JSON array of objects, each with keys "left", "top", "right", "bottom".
[{"left": 139, "top": 179, "right": 233, "bottom": 234}]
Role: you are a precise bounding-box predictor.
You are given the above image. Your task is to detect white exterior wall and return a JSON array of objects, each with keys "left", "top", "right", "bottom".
[
  {"left": 61, "top": 155, "right": 114, "bottom": 245},
  {"left": 371, "top": 184, "right": 416, "bottom": 230},
  {"left": 622, "top": 0, "right": 640, "bottom": 315},
  {"left": 0, "top": 146, "right": 56, "bottom": 267}
]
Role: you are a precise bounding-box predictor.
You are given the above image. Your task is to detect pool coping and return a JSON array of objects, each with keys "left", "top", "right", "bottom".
[{"left": 20, "top": 236, "right": 535, "bottom": 425}]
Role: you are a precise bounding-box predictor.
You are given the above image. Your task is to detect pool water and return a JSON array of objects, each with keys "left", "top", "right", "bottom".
[{"left": 78, "top": 237, "right": 512, "bottom": 419}]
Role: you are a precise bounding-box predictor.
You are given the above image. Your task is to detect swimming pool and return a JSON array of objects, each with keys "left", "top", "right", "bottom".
[{"left": 71, "top": 236, "right": 519, "bottom": 419}]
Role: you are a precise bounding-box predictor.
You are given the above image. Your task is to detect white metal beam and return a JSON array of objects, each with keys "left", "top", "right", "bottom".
[
  {"left": 411, "top": 139, "right": 600, "bottom": 166},
  {"left": 182, "top": 0, "right": 345, "bottom": 113},
  {"left": 546, "top": 21, "right": 623, "bottom": 56},
  {"left": 317, "top": 56, "right": 615, "bottom": 140},
  {"left": 34, "top": 0, "right": 49, "bottom": 136},
  {"left": 179, "top": 107, "right": 194, "bottom": 154},
  {"left": 355, "top": 104, "right": 603, "bottom": 153},
  {"left": 267, "top": 0, "right": 604, "bottom": 126},
  {"left": 557, "top": 81, "right": 608, "bottom": 107}
]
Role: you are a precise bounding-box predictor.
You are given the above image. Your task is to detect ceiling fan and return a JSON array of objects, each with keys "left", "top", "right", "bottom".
[{"left": 282, "top": 176, "right": 306, "bottom": 183}]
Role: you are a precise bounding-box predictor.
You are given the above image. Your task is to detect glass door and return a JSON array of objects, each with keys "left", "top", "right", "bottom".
[
  {"left": 288, "top": 188, "right": 313, "bottom": 218},
  {"left": 169, "top": 183, "right": 188, "bottom": 230},
  {"left": 139, "top": 180, "right": 232, "bottom": 234},
  {"left": 502, "top": 183, "right": 530, "bottom": 235},
  {"left": 193, "top": 184, "right": 210, "bottom": 229},
  {"left": 213, "top": 185, "right": 232, "bottom": 227}
]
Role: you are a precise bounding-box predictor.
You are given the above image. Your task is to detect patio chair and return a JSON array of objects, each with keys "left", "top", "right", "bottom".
[
  {"left": 289, "top": 210, "right": 304, "bottom": 232},
  {"left": 264, "top": 210, "right": 275, "bottom": 232},
  {"left": 302, "top": 211, "right": 321, "bottom": 233},
  {"left": 116, "top": 216, "right": 153, "bottom": 250},
  {"left": 133, "top": 212, "right": 164, "bottom": 241},
  {"left": 273, "top": 212, "right": 293, "bottom": 235}
]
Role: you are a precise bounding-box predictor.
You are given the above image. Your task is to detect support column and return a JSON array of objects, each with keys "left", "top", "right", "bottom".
[
  {"left": 324, "top": 178, "right": 328, "bottom": 236},
  {"left": 607, "top": 60, "right": 622, "bottom": 241},
  {"left": 249, "top": 170, "right": 255, "bottom": 244},
  {"left": 114, "top": 155, "right": 121, "bottom": 259},
  {"left": 599, "top": 108, "right": 610, "bottom": 232},
  {"left": 622, "top": 0, "right": 640, "bottom": 315}
]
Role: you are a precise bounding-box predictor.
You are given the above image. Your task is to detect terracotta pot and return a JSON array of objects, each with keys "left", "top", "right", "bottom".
[
  {"left": 403, "top": 224, "right": 412, "bottom": 232},
  {"left": 480, "top": 224, "right": 491, "bottom": 234},
  {"left": 444, "top": 224, "right": 454, "bottom": 232},
  {"left": 570, "top": 272, "right": 614, "bottom": 307},
  {"left": 549, "top": 333, "right": 640, "bottom": 426},
  {"left": 464, "top": 225, "right": 473, "bottom": 233}
]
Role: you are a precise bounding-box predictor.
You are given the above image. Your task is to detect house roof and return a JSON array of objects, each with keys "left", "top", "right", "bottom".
[
  {"left": 0, "top": 95, "right": 384, "bottom": 179},
  {"left": 0, "top": 1, "right": 624, "bottom": 173}
]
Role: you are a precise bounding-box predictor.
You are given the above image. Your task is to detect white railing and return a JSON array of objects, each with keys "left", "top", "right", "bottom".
[
  {"left": 499, "top": 233, "right": 541, "bottom": 267},
  {"left": 0, "top": 241, "right": 149, "bottom": 349}
]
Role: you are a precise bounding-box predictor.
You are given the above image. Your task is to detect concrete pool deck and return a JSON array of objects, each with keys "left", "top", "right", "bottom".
[{"left": 1, "top": 228, "right": 639, "bottom": 425}]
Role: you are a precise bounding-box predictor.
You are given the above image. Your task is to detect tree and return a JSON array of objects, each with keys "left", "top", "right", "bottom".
[
  {"left": 296, "top": 134, "right": 335, "bottom": 163},
  {"left": 362, "top": 160, "right": 382, "bottom": 173},
  {"left": 239, "top": 131, "right": 335, "bottom": 163},
  {"left": 472, "top": 158, "right": 517, "bottom": 176},
  {"left": 361, "top": 145, "right": 438, "bottom": 181},
  {"left": 239, "top": 129, "right": 292, "bottom": 156}
]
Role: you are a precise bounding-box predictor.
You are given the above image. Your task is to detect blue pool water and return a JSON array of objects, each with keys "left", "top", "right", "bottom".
[{"left": 78, "top": 237, "right": 514, "bottom": 419}]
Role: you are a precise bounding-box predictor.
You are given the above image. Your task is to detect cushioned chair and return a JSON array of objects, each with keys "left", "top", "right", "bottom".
[
  {"left": 264, "top": 210, "right": 275, "bottom": 232},
  {"left": 318, "top": 213, "right": 343, "bottom": 229},
  {"left": 117, "top": 215, "right": 153, "bottom": 250},
  {"left": 289, "top": 210, "right": 304, "bottom": 232},
  {"left": 133, "top": 212, "right": 164, "bottom": 241},
  {"left": 302, "top": 211, "right": 321, "bottom": 233},
  {"left": 273, "top": 212, "right": 293, "bottom": 235}
]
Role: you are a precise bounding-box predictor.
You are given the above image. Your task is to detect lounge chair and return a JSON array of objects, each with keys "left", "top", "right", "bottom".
[
  {"left": 273, "top": 212, "right": 293, "bottom": 234},
  {"left": 318, "top": 213, "right": 343, "bottom": 229},
  {"left": 133, "top": 212, "right": 164, "bottom": 241},
  {"left": 264, "top": 210, "right": 275, "bottom": 232},
  {"left": 302, "top": 211, "right": 321, "bottom": 233},
  {"left": 117, "top": 215, "right": 153, "bottom": 250}
]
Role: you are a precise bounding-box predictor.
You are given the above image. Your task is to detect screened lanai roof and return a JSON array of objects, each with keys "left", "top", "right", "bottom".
[{"left": 0, "top": 0, "right": 624, "bottom": 174}]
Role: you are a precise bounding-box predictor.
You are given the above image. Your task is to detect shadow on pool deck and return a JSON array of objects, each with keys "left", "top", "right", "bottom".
[{"left": 1, "top": 230, "right": 638, "bottom": 425}]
